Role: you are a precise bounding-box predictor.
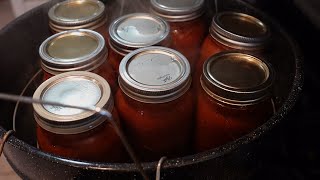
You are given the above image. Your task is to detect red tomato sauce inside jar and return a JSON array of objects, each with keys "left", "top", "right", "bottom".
[
  {"left": 150, "top": 0, "right": 208, "bottom": 71},
  {"left": 196, "top": 12, "right": 270, "bottom": 84},
  {"left": 33, "top": 71, "right": 127, "bottom": 162},
  {"left": 194, "top": 52, "right": 275, "bottom": 152},
  {"left": 115, "top": 47, "right": 193, "bottom": 161},
  {"left": 39, "top": 29, "right": 117, "bottom": 92}
]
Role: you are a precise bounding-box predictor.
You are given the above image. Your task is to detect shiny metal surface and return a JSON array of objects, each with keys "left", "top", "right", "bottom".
[
  {"left": 39, "top": 29, "right": 107, "bottom": 74},
  {"left": 33, "top": 71, "right": 112, "bottom": 134},
  {"left": 210, "top": 12, "right": 270, "bottom": 50},
  {"left": 119, "top": 46, "right": 191, "bottom": 103},
  {"left": 109, "top": 13, "right": 170, "bottom": 55},
  {"left": 201, "top": 52, "right": 274, "bottom": 105},
  {"left": 47, "top": 32, "right": 98, "bottom": 59},
  {"left": 150, "top": 0, "right": 205, "bottom": 21},
  {"left": 48, "top": 0, "right": 105, "bottom": 26}
]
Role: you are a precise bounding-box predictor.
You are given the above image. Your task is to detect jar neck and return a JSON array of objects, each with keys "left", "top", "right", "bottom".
[
  {"left": 200, "top": 75, "right": 271, "bottom": 107},
  {"left": 49, "top": 15, "right": 107, "bottom": 33},
  {"left": 41, "top": 47, "right": 108, "bottom": 75},
  {"left": 118, "top": 76, "right": 192, "bottom": 104},
  {"left": 34, "top": 95, "right": 114, "bottom": 135}
]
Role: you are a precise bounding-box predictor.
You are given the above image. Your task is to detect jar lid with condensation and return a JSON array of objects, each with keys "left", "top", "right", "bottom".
[
  {"left": 201, "top": 52, "right": 274, "bottom": 105},
  {"left": 48, "top": 0, "right": 106, "bottom": 31},
  {"left": 33, "top": 71, "right": 113, "bottom": 134},
  {"left": 119, "top": 46, "right": 191, "bottom": 103},
  {"left": 150, "top": 0, "right": 205, "bottom": 22},
  {"left": 39, "top": 29, "right": 107, "bottom": 75},
  {"left": 210, "top": 12, "right": 270, "bottom": 50},
  {"left": 109, "top": 13, "right": 170, "bottom": 56}
]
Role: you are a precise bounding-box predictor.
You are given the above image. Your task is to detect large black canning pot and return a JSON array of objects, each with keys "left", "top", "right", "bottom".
[{"left": 0, "top": 0, "right": 303, "bottom": 179}]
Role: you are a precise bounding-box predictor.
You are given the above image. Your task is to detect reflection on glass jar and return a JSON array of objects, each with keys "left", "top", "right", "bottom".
[
  {"left": 150, "top": 0, "right": 208, "bottom": 71},
  {"left": 195, "top": 52, "right": 275, "bottom": 152},
  {"left": 33, "top": 71, "right": 127, "bottom": 162},
  {"left": 196, "top": 12, "right": 270, "bottom": 83},
  {"left": 39, "top": 29, "right": 117, "bottom": 92},
  {"left": 108, "top": 13, "right": 170, "bottom": 75},
  {"left": 115, "top": 46, "right": 193, "bottom": 161},
  {"left": 48, "top": 0, "right": 109, "bottom": 41}
]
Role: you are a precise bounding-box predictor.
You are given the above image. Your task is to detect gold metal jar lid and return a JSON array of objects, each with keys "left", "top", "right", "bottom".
[
  {"left": 48, "top": 0, "right": 106, "bottom": 32},
  {"left": 201, "top": 52, "right": 274, "bottom": 105},
  {"left": 210, "top": 12, "right": 270, "bottom": 50},
  {"left": 33, "top": 71, "right": 113, "bottom": 134},
  {"left": 119, "top": 46, "right": 191, "bottom": 103},
  {"left": 39, "top": 29, "right": 107, "bottom": 75},
  {"left": 150, "top": 0, "right": 205, "bottom": 22},
  {"left": 109, "top": 13, "right": 170, "bottom": 56}
]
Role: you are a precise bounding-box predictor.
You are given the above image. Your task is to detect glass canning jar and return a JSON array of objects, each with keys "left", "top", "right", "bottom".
[
  {"left": 115, "top": 46, "right": 193, "bottom": 161},
  {"left": 33, "top": 71, "right": 127, "bottom": 162},
  {"left": 48, "top": 0, "right": 109, "bottom": 41},
  {"left": 150, "top": 0, "right": 208, "bottom": 70},
  {"left": 194, "top": 52, "right": 275, "bottom": 152},
  {"left": 39, "top": 29, "right": 117, "bottom": 92},
  {"left": 196, "top": 12, "right": 270, "bottom": 82},
  {"left": 108, "top": 13, "right": 170, "bottom": 75}
]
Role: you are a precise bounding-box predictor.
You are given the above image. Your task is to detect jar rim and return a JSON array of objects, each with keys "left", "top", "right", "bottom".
[
  {"left": 109, "top": 13, "right": 170, "bottom": 55},
  {"left": 33, "top": 71, "right": 113, "bottom": 134},
  {"left": 150, "top": 0, "right": 205, "bottom": 22},
  {"left": 118, "top": 46, "right": 191, "bottom": 103},
  {"left": 48, "top": 0, "right": 105, "bottom": 27},
  {"left": 210, "top": 12, "right": 270, "bottom": 50},
  {"left": 39, "top": 29, "right": 107, "bottom": 75},
  {"left": 201, "top": 52, "right": 274, "bottom": 105}
]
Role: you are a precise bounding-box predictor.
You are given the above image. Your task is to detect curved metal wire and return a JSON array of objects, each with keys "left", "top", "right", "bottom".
[
  {"left": 0, "top": 93, "right": 149, "bottom": 180},
  {"left": 13, "top": 69, "right": 42, "bottom": 131},
  {"left": 0, "top": 130, "right": 14, "bottom": 157},
  {"left": 156, "top": 156, "right": 167, "bottom": 180}
]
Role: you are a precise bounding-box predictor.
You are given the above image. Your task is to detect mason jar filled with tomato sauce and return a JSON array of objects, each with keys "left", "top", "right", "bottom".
[
  {"left": 196, "top": 12, "right": 270, "bottom": 81},
  {"left": 108, "top": 13, "right": 170, "bottom": 75},
  {"left": 150, "top": 0, "right": 207, "bottom": 70},
  {"left": 195, "top": 52, "right": 275, "bottom": 152},
  {"left": 39, "top": 29, "right": 117, "bottom": 92},
  {"left": 33, "top": 71, "right": 127, "bottom": 162},
  {"left": 115, "top": 46, "right": 193, "bottom": 161},
  {"left": 48, "top": 0, "right": 109, "bottom": 40}
]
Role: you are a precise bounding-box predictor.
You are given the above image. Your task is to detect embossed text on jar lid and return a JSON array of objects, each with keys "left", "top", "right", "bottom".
[
  {"left": 33, "top": 71, "right": 113, "bottom": 134},
  {"left": 48, "top": 0, "right": 105, "bottom": 26},
  {"left": 150, "top": 0, "right": 205, "bottom": 21},
  {"left": 201, "top": 52, "right": 274, "bottom": 105},
  {"left": 119, "top": 46, "right": 191, "bottom": 103},
  {"left": 39, "top": 29, "right": 107, "bottom": 75},
  {"left": 109, "top": 13, "right": 170, "bottom": 55},
  {"left": 210, "top": 12, "right": 270, "bottom": 50}
]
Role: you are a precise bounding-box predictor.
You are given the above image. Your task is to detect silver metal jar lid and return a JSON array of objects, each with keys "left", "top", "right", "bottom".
[
  {"left": 39, "top": 29, "right": 107, "bottom": 75},
  {"left": 33, "top": 71, "right": 113, "bottom": 134},
  {"left": 109, "top": 13, "right": 170, "bottom": 56},
  {"left": 48, "top": 0, "right": 106, "bottom": 31},
  {"left": 210, "top": 12, "right": 270, "bottom": 50},
  {"left": 150, "top": 0, "right": 205, "bottom": 22},
  {"left": 201, "top": 52, "right": 274, "bottom": 106},
  {"left": 119, "top": 46, "right": 191, "bottom": 103}
]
